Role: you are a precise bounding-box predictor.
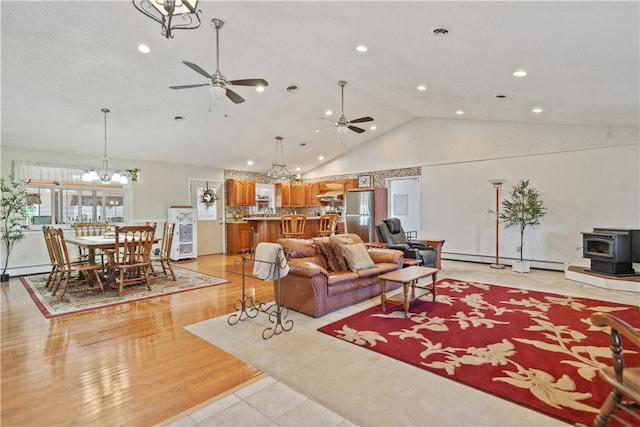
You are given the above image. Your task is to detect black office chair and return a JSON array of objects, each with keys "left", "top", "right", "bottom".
[{"left": 375, "top": 218, "right": 437, "bottom": 268}]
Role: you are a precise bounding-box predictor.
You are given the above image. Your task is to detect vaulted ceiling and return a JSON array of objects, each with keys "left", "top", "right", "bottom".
[{"left": 2, "top": 1, "right": 638, "bottom": 175}]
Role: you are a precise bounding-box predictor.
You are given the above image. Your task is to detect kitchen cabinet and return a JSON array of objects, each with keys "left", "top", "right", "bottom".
[
  {"left": 275, "top": 183, "right": 290, "bottom": 207},
  {"left": 304, "top": 182, "right": 321, "bottom": 207},
  {"left": 290, "top": 182, "right": 305, "bottom": 207},
  {"left": 226, "top": 179, "right": 256, "bottom": 207},
  {"left": 227, "top": 222, "right": 253, "bottom": 253},
  {"left": 168, "top": 208, "right": 197, "bottom": 260}
]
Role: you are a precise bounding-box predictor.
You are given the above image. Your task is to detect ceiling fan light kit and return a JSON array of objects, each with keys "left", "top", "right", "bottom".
[
  {"left": 170, "top": 18, "right": 269, "bottom": 105},
  {"left": 132, "top": 0, "right": 202, "bottom": 39}
]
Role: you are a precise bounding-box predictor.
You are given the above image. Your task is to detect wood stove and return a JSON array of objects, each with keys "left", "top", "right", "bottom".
[{"left": 581, "top": 228, "right": 640, "bottom": 276}]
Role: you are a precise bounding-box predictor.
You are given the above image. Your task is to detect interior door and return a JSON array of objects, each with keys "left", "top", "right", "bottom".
[
  {"left": 190, "top": 179, "right": 224, "bottom": 254},
  {"left": 387, "top": 177, "right": 421, "bottom": 237}
]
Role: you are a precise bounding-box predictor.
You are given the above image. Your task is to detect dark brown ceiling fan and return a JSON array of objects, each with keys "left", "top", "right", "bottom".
[
  {"left": 319, "top": 80, "right": 373, "bottom": 135},
  {"left": 169, "top": 18, "right": 268, "bottom": 104}
]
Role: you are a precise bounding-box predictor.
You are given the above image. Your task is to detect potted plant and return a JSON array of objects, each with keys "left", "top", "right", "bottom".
[
  {"left": 1, "top": 176, "right": 30, "bottom": 282},
  {"left": 499, "top": 179, "right": 548, "bottom": 273}
]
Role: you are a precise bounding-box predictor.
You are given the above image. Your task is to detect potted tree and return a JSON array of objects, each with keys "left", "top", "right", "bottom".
[
  {"left": 499, "top": 179, "right": 548, "bottom": 273},
  {"left": 1, "top": 176, "right": 30, "bottom": 283}
]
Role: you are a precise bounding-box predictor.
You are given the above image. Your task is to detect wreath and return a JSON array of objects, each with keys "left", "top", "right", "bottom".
[{"left": 201, "top": 187, "right": 218, "bottom": 208}]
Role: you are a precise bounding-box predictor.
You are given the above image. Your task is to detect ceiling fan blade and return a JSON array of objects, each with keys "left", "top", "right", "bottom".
[
  {"left": 169, "top": 84, "right": 210, "bottom": 90},
  {"left": 228, "top": 78, "right": 269, "bottom": 87},
  {"left": 182, "top": 61, "right": 212, "bottom": 79},
  {"left": 317, "top": 117, "right": 336, "bottom": 123},
  {"left": 349, "top": 116, "right": 374, "bottom": 124},
  {"left": 348, "top": 125, "right": 366, "bottom": 134},
  {"left": 225, "top": 88, "right": 246, "bottom": 104}
]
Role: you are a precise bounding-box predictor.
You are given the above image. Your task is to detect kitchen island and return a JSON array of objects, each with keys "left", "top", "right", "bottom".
[{"left": 227, "top": 216, "right": 344, "bottom": 253}]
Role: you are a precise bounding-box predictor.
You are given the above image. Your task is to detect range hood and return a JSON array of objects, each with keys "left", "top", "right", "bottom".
[
  {"left": 317, "top": 182, "right": 344, "bottom": 203},
  {"left": 316, "top": 191, "right": 343, "bottom": 203}
]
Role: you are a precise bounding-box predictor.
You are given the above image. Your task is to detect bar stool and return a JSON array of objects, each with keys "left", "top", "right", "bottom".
[
  {"left": 317, "top": 214, "right": 339, "bottom": 237},
  {"left": 281, "top": 214, "right": 307, "bottom": 238}
]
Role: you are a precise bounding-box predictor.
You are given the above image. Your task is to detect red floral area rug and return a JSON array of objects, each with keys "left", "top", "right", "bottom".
[
  {"left": 20, "top": 266, "right": 229, "bottom": 318},
  {"left": 318, "top": 278, "right": 640, "bottom": 426}
]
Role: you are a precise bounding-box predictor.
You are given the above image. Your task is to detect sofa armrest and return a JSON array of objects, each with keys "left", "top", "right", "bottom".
[
  {"left": 289, "top": 260, "right": 329, "bottom": 279},
  {"left": 367, "top": 248, "right": 404, "bottom": 265}
]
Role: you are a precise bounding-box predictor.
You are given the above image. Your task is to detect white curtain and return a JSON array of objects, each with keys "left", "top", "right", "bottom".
[{"left": 13, "top": 161, "right": 85, "bottom": 183}]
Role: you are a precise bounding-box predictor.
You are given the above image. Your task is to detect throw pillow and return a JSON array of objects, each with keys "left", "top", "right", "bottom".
[
  {"left": 340, "top": 243, "right": 375, "bottom": 272},
  {"left": 329, "top": 236, "right": 354, "bottom": 271},
  {"left": 315, "top": 239, "right": 343, "bottom": 272}
]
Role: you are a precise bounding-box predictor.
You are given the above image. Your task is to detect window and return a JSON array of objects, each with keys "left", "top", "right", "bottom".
[{"left": 15, "top": 161, "right": 130, "bottom": 228}]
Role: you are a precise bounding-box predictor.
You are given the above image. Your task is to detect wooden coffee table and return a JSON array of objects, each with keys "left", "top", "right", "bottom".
[{"left": 379, "top": 266, "right": 439, "bottom": 317}]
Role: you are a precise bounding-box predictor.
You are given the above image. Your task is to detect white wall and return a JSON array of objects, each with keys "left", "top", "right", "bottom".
[{"left": 309, "top": 117, "right": 640, "bottom": 269}]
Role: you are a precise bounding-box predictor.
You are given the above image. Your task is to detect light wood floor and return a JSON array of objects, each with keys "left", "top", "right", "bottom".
[{"left": 1, "top": 254, "right": 275, "bottom": 426}]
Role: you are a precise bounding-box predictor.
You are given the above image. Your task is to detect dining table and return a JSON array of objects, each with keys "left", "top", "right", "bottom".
[{"left": 65, "top": 234, "right": 160, "bottom": 288}]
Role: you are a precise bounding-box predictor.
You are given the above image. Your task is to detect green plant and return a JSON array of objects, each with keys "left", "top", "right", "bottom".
[
  {"left": 1, "top": 176, "right": 30, "bottom": 276},
  {"left": 499, "top": 179, "right": 548, "bottom": 262}
]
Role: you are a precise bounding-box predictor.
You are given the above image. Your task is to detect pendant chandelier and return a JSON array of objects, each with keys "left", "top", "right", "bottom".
[
  {"left": 82, "top": 108, "right": 129, "bottom": 185},
  {"left": 132, "top": 0, "right": 202, "bottom": 39},
  {"left": 266, "top": 136, "right": 294, "bottom": 180}
]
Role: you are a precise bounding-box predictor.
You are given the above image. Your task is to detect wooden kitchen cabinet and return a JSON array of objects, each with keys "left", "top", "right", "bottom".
[
  {"left": 304, "top": 182, "right": 321, "bottom": 207},
  {"left": 290, "top": 182, "right": 305, "bottom": 207},
  {"left": 275, "top": 183, "right": 290, "bottom": 207},
  {"left": 226, "top": 179, "right": 256, "bottom": 207},
  {"left": 226, "top": 222, "right": 253, "bottom": 253}
]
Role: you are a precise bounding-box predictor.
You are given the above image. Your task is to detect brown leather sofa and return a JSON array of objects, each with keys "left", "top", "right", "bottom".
[{"left": 276, "top": 233, "right": 404, "bottom": 317}]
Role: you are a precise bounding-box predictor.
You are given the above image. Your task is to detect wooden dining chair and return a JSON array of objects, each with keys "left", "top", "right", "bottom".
[
  {"left": 150, "top": 222, "right": 176, "bottom": 281},
  {"left": 106, "top": 225, "right": 155, "bottom": 296},
  {"left": 74, "top": 221, "right": 109, "bottom": 264},
  {"left": 281, "top": 214, "right": 307, "bottom": 238},
  {"left": 590, "top": 312, "right": 640, "bottom": 427},
  {"left": 48, "top": 227, "right": 104, "bottom": 301},
  {"left": 317, "top": 214, "right": 339, "bottom": 237},
  {"left": 41, "top": 225, "right": 60, "bottom": 290}
]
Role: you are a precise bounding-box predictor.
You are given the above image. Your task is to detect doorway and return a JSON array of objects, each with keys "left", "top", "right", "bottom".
[{"left": 387, "top": 176, "right": 421, "bottom": 237}]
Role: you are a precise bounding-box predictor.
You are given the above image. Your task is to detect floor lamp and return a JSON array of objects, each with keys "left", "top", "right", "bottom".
[{"left": 488, "top": 179, "right": 506, "bottom": 269}]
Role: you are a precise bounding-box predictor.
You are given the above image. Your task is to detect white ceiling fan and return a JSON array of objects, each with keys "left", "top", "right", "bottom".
[{"left": 169, "top": 18, "right": 268, "bottom": 104}]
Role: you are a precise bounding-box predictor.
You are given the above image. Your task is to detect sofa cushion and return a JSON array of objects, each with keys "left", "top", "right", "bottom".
[
  {"left": 326, "top": 270, "right": 359, "bottom": 285},
  {"left": 340, "top": 243, "right": 375, "bottom": 272},
  {"left": 278, "top": 238, "right": 317, "bottom": 258}
]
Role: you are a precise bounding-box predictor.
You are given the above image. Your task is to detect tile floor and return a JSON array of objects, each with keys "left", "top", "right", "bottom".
[{"left": 167, "top": 376, "right": 355, "bottom": 427}]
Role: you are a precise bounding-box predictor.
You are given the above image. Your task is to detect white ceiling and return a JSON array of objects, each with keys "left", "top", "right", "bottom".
[{"left": 2, "top": 1, "right": 638, "bottom": 175}]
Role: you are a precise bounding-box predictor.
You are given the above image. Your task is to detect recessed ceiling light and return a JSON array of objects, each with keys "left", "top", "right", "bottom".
[
  {"left": 417, "top": 85, "right": 427, "bottom": 91},
  {"left": 315, "top": 129, "right": 320, "bottom": 133},
  {"left": 370, "top": 125, "right": 377, "bottom": 131},
  {"left": 173, "top": 115, "right": 185, "bottom": 121},
  {"left": 138, "top": 44, "right": 151, "bottom": 53},
  {"left": 296, "top": 167, "right": 301, "bottom": 171},
  {"left": 532, "top": 108, "right": 543, "bottom": 113},
  {"left": 325, "top": 110, "right": 333, "bottom": 116},
  {"left": 247, "top": 160, "right": 254, "bottom": 166},
  {"left": 300, "top": 142, "right": 307, "bottom": 147},
  {"left": 513, "top": 70, "right": 527, "bottom": 77},
  {"left": 456, "top": 110, "right": 464, "bottom": 115},
  {"left": 286, "top": 84, "right": 299, "bottom": 93},
  {"left": 431, "top": 27, "right": 450, "bottom": 37},
  {"left": 495, "top": 94, "right": 507, "bottom": 99},
  {"left": 318, "top": 155, "right": 325, "bottom": 161},
  {"left": 356, "top": 45, "right": 368, "bottom": 52},
  {"left": 256, "top": 86, "right": 265, "bottom": 92}
]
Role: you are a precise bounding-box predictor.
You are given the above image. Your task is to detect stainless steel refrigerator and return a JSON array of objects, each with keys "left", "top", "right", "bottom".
[{"left": 344, "top": 188, "right": 387, "bottom": 242}]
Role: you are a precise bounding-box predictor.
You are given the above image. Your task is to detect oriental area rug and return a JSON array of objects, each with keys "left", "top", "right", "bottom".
[
  {"left": 21, "top": 266, "right": 228, "bottom": 318},
  {"left": 318, "top": 278, "right": 640, "bottom": 427}
]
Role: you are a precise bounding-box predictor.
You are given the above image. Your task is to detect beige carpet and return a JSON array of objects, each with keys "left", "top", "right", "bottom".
[
  {"left": 185, "top": 261, "right": 639, "bottom": 426},
  {"left": 186, "top": 301, "right": 564, "bottom": 426}
]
